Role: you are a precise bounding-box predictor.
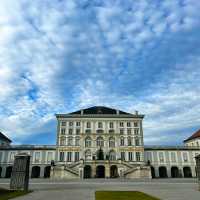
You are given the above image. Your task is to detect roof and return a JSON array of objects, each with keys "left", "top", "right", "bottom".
[
  {"left": 144, "top": 145, "right": 200, "bottom": 151},
  {"left": 184, "top": 129, "right": 200, "bottom": 142},
  {"left": 0, "top": 132, "right": 12, "bottom": 143},
  {"left": 0, "top": 145, "right": 56, "bottom": 150},
  {"left": 56, "top": 106, "right": 144, "bottom": 118}
]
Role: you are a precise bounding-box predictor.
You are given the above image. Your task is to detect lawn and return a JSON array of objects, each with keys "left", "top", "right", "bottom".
[
  {"left": 95, "top": 191, "right": 160, "bottom": 200},
  {"left": 0, "top": 188, "right": 30, "bottom": 200}
]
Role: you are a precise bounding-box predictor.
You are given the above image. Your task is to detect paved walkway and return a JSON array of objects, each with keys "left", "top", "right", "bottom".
[{"left": 0, "top": 178, "right": 199, "bottom": 200}]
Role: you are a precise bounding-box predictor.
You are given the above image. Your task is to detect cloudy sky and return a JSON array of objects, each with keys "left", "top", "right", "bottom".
[{"left": 0, "top": 0, "right": 200, "bottom": 145}]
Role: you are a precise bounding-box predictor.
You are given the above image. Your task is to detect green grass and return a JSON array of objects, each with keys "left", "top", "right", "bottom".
[
  {"left": 0, "top": 188, "right": 31, "bottom": 200},
  {"left": 95, "top": 191, "right": 160, "bottom": 200}
]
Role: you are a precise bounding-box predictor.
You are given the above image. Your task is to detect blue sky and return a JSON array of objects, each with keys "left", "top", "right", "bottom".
[{"left": 0, "top": 0, "right": 200, "bottom": 145}]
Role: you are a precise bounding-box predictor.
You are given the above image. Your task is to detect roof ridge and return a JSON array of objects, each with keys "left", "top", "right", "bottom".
[{"left": 67, "top": 106, "right": 134, "bottom": 115}]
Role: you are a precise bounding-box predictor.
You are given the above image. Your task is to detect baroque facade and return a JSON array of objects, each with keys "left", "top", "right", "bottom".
[{"left": 0, "top": 106, "right": 200, "bottom": 179}]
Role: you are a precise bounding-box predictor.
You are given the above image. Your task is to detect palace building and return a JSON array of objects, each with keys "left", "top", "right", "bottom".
[{"left": 0, "top": 106, "right": 200, "bottom": 179}]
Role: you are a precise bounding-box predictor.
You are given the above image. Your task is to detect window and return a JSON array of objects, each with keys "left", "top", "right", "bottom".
[
  {"left": 60, "top": 137, "right": 66, "bottom": 145},
  {"left": 96, "top": 129, "right": 104, "bottom": 134},
  {"left": 85, "top": 129, "right": 91, "bottom": 134},
  {"left": 109, "top": 122, "right": 114, "bottom": 129},
  {"left": 61, "top": 128, "right": 66, "bottom": 135},
  {"left": 97, "top": 137, "right": 104, "bottom": 147},
  {"left": 9, "top": 152, "right": 15, "bottom": 162},
  {"left": 119, "top": 122, "right": 124, "bottom": 127},
  {"left": 109, "top": 129, "right": 114, "bottom": 134},
  {"left": 75, "top": 152, "right": 79, "bottom": 161},
  {"left": 128, "top": 137, "right": 132, "bottom": 146},
  {"left": 109, "top": 137, "right": 115, "bottom": 147},
  {"left": 135, "top": 138, "right": 140, "bottom": 146},
  {"left": 68, "top": 137, "right": 73, "bottom": 146},
  {"left": 109, "top": 150, "right": 116, "bottom": 160},
  {"left": 98, "top": 122, "right": 103, "bottom": 128},
  {"left": 127, "top": 122, "right": 131, "bottom": 127},
  {"left": 120, "top": 129, "right": 124, "bottom": 135},
  {"left": 120, "top": 137, "right": 125, "bottom": 146},
  {"left": 61, "top": 121, "right": 66, "bottom": 126},
  {"left": 86, "top": 122, "right": 91, "bottom": 128},
  {"left": 68, "top": 129, "right": 73, "bottom": 135},
  {"left": 146, "top": 152, "right": 152, "bottom": 162},
  {"left": 67, "top": 152, "right": 72, "bottom": 162},
  {"left": 34, "top": 152, "right": 40, "bottom": 163},
  {"left": 127, "top": 129, "right": 132, "bottom": 135},
  {"left": 0, "top": 152, "right": 2, "bottom": 163},
  {"left": 183, "top": 152, "right": 188, "bottom": 162},
  {"left": 59, "top": 152, "right": 64, "bottom": 161},
  {"left": 134, "top": 122, "right": 138, "bottom": 127},
  {"left": 121, "top": 152, "right": 125, "bottom": 161},
  {"left": 69, "top": 121, "right": 73, "bottom": 126},
  {"left": 136, "top": 152, "right": 141, "bottom": 161},
  {"left": 47, "top": 152, "right": 53, "bottom": 163},
  {"left": 171, "top": 152, "right": 176, "bottom": 162},
  {"left": 134, "top": 128, "right": 139, "bottom": 135},
  {"left": 75, "top": 137, "right": 80, "bottom": 146},
  {"left": 128, "top": 152, "right": 133, "bottom": 161},
  {"left": 159, "top": 152, "right": 164, "bottom": 162},
  {"left": 76, "top": 121, "right": 80, "bottom": 126},
  {"left": 76, "top": 129, "right": 80, "bottom": 135},
  {"left": 85, "top": 137, "right": 92, "bottom": 147}
]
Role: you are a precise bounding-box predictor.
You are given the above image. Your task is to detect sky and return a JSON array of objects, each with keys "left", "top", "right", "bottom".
[{"left": 0, "top": 0, "right": 200, "bottom": 146}]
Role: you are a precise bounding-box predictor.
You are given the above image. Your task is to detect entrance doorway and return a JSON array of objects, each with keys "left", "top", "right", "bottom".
[
  {"left": 5, "top": 166, "right": 12, "bottom": 178},
  {"left": 84, "top": 165, "right": 92, "bottom": 178},
  {"left": 110, "top": 165, "right": 118, "bottom": 178},
  {"left": 31, "top": 166, "right": 40, "bottom": 178},
  {"left": 96, "top": 165, "right": 105, "bottom": 178},
  {"left": 171, "top": 166, "right": 179, "bottom": 178},
  {"left": 44, "top": 166, "right": 51, "bottom": 178},
  {"left": 183, "top": 167, "right": 192, "bottom": 178},
  {"left": 159, "top": 166, "right": 168, "bottom": 178},
  {"left": 151, "top": 166, "right": 155, "bottom": 178}
]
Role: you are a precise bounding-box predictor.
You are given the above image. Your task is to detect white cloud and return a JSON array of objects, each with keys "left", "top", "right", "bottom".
[{"left": 0, "top": 0, "right": 199, "bottom": 145}]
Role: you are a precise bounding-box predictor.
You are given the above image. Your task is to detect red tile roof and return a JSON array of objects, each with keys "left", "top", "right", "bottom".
[{"left": 184, "top": 129, "right": 200, "bottom": 142}]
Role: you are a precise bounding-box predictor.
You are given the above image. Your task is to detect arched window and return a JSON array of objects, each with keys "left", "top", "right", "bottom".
[
  {"left": 60, "top": 137, "right": 65, "bottom": 146},
  {"left": 135, "top": 138, "right": 140, "bottom": 146},
  {"left": 109, "top": 137, "right": 115, "bottom": 147},
  {"left": 85, "top": 137, "right": 92, "bottom": 147},
  {"left": 75, "top": 137, "right": 80, "bottom": 146},
  {"left": 128, "top": 137, "right": 132, "bottom": 146},
  {"left": 85, "top": 149, "right": 92, "bottom": 160},
  {"left": 120, "top": 137, "right": 124, "bottom": 146},
  {"left": 68, "top": 137, "right": 73, "bottom": 146},
  {"left": 97, "top": 137, "right": 104, "bottom": 147},
  {"left": 109, "top": 150, "right": 116, "bottom": 160}
]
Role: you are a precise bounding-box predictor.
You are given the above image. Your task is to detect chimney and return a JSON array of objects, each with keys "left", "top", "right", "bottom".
[
  {"left": 135, "top": 110, "right": 138, "bottom": 115},
  {"left": 116, "top": 110, "right": 119, "bottom": 115},
  {"left": 81, "top": 109, "right": 84, "bottom": 115}
]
